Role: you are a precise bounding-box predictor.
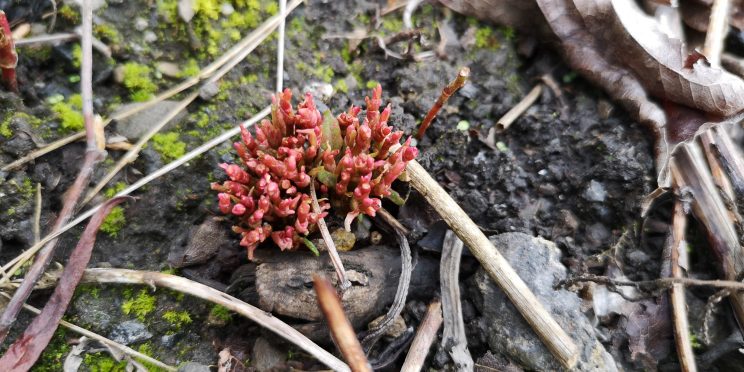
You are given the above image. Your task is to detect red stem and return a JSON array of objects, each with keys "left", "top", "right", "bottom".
[
  {"left": 0, "top": 11, "right": 18, "bottom": 92},
  {"left": 415, "top": 67, "right": 470, "bottom": 140}
]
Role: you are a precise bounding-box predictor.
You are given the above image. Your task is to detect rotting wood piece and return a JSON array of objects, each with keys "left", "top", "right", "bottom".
[
  {"left": 254, "top": 246, "right": 438, "bottom": 328},
  {"left": 406, "top": 159, "right": 580, "bottom": 369},
  {"left": 440, "top": 230, "right": 474, "bottom": 370}
]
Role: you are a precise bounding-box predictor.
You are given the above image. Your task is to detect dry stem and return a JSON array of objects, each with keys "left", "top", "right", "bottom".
[
  {"left": 400, "top": 298, "right": 443, "bottom": 372},
  {"left": 406, "top": 159, "right": 579, "bottom": 368},
  {"left": 703, "top": 0, "right": 730, "bottom": 66},
  {"left": 415, "top": 67, "right": 470, "bottom": 140},
  {"left": 310, "top": 182, "right": 351, "bottom": 290},
  {"left": 0, "top": 0, "right": 104, "bottom": 343},
  {"left": 496, "top": 84, "right": 542, "bottom": 132},
  {"left": 81, "top": 268, "right": 349, "bottom": 372},
  {"left": 440, "top": 230, "right": 473, "bottom": 369},
  {"left": 668, "top": 199, "right": 697, "bottom": 372},
  {"left": 313, "top": 274, "right": 371, "bottom": 372}
]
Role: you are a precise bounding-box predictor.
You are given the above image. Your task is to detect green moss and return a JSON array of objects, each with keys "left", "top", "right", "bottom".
[
  {"left": 163, "top": 310, "right": 192, "bottom": 329},
  {"left": 72, "top": 44, "right": 82, "bottom": 68},
  {"left": 32, "top": 329, "right": 71, "bottom": 372},
  {"left": 366, "top": 80, "right": 380, "bottom": 89},
  {"left": 502, "top": 26, "right": 516, "bottom": 41},
  {"left": 297, "top": 61, "right": 334, "bottom": 83},
  {"left": 474, "top": 26, "right": 498, "bottom": 49},
  {"left": 240, "top": 73, "right": 258, "bottom": 85},
  {"left": 179, "top": 59, "right": 201, "bottom": 78},
  {"left": 100, "top": 206, "right": 126, "bottom": 237},
  {"left": 22, "top": 45, "right": 53, "bottom": 61},
  {"left": 122, "top": 289, "right": 157, "bottom": 321},
  {"left": 51, "top": 94, "right": 84, "bottom": 133},
  {"left": 95, "top": 24, "right": 122, "bottom": 44},
  {"left": 121, "top": 62, "right": 157, "bottom": 102},
  {"left": 136, "top": 343, "right": 167, "bottom": 372},
  {"left": 104, "top": 182, "right": 128, "bottom": 198},
  {"left": 195, "top": 0, "right": 220, "bottom": 19},
  {"left": 58, "top": 4, "right": 80, "bottom": 22},
  {"left": 689, "top": 333, "right": 702, "bottom": 349},
  {"left": 381, "top": 17, "right": 403, "bottom": 33},
  {"left": 209, "top": 305, "right": 232, "bottom": 323},
  {"left": 152, "top": 132, "right": 187, "bottom": 161},
  {"left": 0, "top": 112, "right": 41, "bottom": 138},
  {"left": 83, "top": 352, "right": 127, "bottom": 372},
  {"left": 334, "top": 79, "right": 348, "bottom": 94},
  {"left": 0, "top": 117, "right": 12, "bottom": 138}
]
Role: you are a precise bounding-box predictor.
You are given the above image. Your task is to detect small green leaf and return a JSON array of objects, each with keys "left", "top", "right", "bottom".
[
  {"left": 387, "top": 189, "right": 406, "bottom": 206},
  {"left": 321, "top": 110, "right": 343, "bottom": 150},
  {"left": 317, "top": 170, "right": 337, "bottom": 188},
  {"left": 302, "top": 237, "right": 320, "bottom": 256}
]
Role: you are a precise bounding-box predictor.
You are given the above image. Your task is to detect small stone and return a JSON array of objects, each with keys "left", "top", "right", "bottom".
[
  {"left": 156, "top": 62, "right": 182, "bottom": 78},
  {"left": 113, "top": 65, "right": 125, "bottom": 83},
  {"left": 177, "top": 362, "right": 210, "bottom": 372},
  {"left": 143, "top": 31, "right": 157, "bottom": 43},
  {"left": 252, "top": 338, "right": 286, "bottom": 371},
  {"left": 113, "top": 100, "right": 188, "bottom": 140},
  {"left": 583, "top": 180, "right": 607, "bottom": 202},
  {"left": 134, "top": 17, "right": 148, "bottom": 31},
  {"left": 161, "top": 333, "right": 179, "bottom": 347},
  {"left": 368, "top": 314, "right": 407, "bottom": 338},
  {"left": 317, "top": 228, "right": 356, "bottom": 252},
  {"left": 302, "top": 81, "right": 334, "bottom": 100},
  {"left": 199, "top": 81, "right": 220, "bottom": 100},
  {"left": 220, "top": 3, "right": 235, "bottom": 16},
  {"left": 109, "top": 320, "right": 152, "bottom": 345}
]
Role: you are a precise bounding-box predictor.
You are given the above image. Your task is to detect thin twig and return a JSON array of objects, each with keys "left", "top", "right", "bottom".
[
  {"left": 406, "top": 159, "right": 579, "bottom": 368},
  {"left": 78, "top": 269, "right": 350, "bottom": 372},
  {"left": 440, "top": 230, "right": 473, "bottom": 369},
  {"left": 0, "top": 292, "right": 176, "bottom": 371},
  {"left": 33, "top": 183, "right": 42, "bottom": 244},
  {"left": 361, "top": 227, "right": 412, "bottom": 351},
  {"left": 1, "top": 0, "right": 303, "bottom": 173},
  {"left": 400, "top": 298, "right": 443, "bottom": 372},
  {"left": 667, "top": 199, "right": 697, "bottom": 372},
  {"left": 0, "top": 0, "right": 105, "bottom": 344},
  {"left": 14, "top": 32, "right": 77, "bottom": 46},
  {"left": 276, "top": 0, "right": 287, "bottom": 92},
  {"left": 561, "top": 273, "right": 744, "bottom": 292},
  {"left": 496, "top": 84, "right": 542, "bottom": 132},
  {"left": 0, "top": 107, "right": 271, "bottom": 285},
  {"left": 313, "top": 274, "right": 371, "bottom": 372},
  {"left": 309, "top": 181, "right": 351, "bottom": 290},
  {"left": 415, "top": 67, "right": 470, "bottom": 140},
  {"left": 703, "top": 0, "right": 730, "bottom": 66}
]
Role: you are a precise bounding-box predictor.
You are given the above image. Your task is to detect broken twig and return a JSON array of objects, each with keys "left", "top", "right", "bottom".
[
  {"left": 310, "top": 182, "right": 351, "bottom": 290},
  {"left": 400, "top": 298, "right": 443, "bottom": 372},
  {"left": 415, "top": 67, "right": 470, "bottom": 140},
  {"left": 496, "top": 84, "right": 542, "bottom": 132},
  {"left": 313, "top": 274, "right": 371, "bottom": 372}
]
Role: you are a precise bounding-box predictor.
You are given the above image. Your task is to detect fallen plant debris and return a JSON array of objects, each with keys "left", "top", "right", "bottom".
[{"left": 212, "top": 86, "right": 418, "bottom": 258}]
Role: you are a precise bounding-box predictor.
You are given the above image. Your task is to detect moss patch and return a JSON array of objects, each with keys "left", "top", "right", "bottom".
[
  {"left": 83, "top": 352, "right": 127, "bottom": 372},
  {"left": 152, "top": 132, "right": 187, "bottom": 161},
  {"left": 121, "top": 62, "right": 157, "bottom": 102},
  {"left": 100, "top": 206, "right": 126, "bottom": 237},
  {"left": 50, "top": 94, "right": 84, "bottom": 133},
  {"left": 163, "top": 310, "right": 192, "bottom": 330},
  {"left": 32, "top": 329, "right": 71, "bottom": 372},
  {"left": 122, "top": 289, "right": 157, "bottom": 321}
]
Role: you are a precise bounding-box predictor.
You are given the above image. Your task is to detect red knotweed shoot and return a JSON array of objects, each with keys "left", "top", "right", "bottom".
[
  {"left": 0, "top": 11, "right": 18, "bottom": 92},
  {"left": 212, "top": 86, "right": 417, "bottom": 259}
]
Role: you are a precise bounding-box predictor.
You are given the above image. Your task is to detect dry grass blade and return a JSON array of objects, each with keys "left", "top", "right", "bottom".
[
  {"left": 406, "top": 159, "right": 579, "bottom": 368},
  {"left": 1, "top": 0, "right": 303, "bottom": 173},
  {"left": 0, "top": 0, "right": 105, "bottom": 344},
  {"left": 703, "top": 0, "right": 730, "bottom": 66},
  {"left": 14, "top": 32, "right": 77, "bottom": 46},
  {"left": 0, "top": 107, "right": 271, "bottom": 286},
  {"left": 33, "top": 183, "right": 41, "bottom": 243},
  {"left": 400, "top": 298, "right": 443, "bottom": 372},
  {"left": 313, "top": 274, "right": 371, "bottom": 372},
  {"left": 81, "top": 269, "right": 349, "bottom": 372},
  {"left": 0, "top": 292, "right": 175, "bottom": 371},
  {"left": 309, "top": 182, "right": 351, "bottom": 290},
  {"left": 440, "top": 230, "right": 473, "bottom": 369},
  {"left": 276, "top": 0, "right": 287, "bottom": 91}
]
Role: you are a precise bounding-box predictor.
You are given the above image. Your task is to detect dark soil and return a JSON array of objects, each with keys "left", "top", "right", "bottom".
[{"left": 1, "top": 0, "right": 734, "bottom": 371}]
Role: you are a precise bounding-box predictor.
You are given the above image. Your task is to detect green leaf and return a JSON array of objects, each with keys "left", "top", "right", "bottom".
[
  {"left": 321, "top": 110, "right": 343, "bottom": 150},
  {"left": 317, "top": 170, "right": 337, "bottom": 188},
  {"left": 302, "top": 237, "right": 320, "bottom": 256},
  {"left": 386, "top": 189, "right": 406, "bottom": 206}
]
